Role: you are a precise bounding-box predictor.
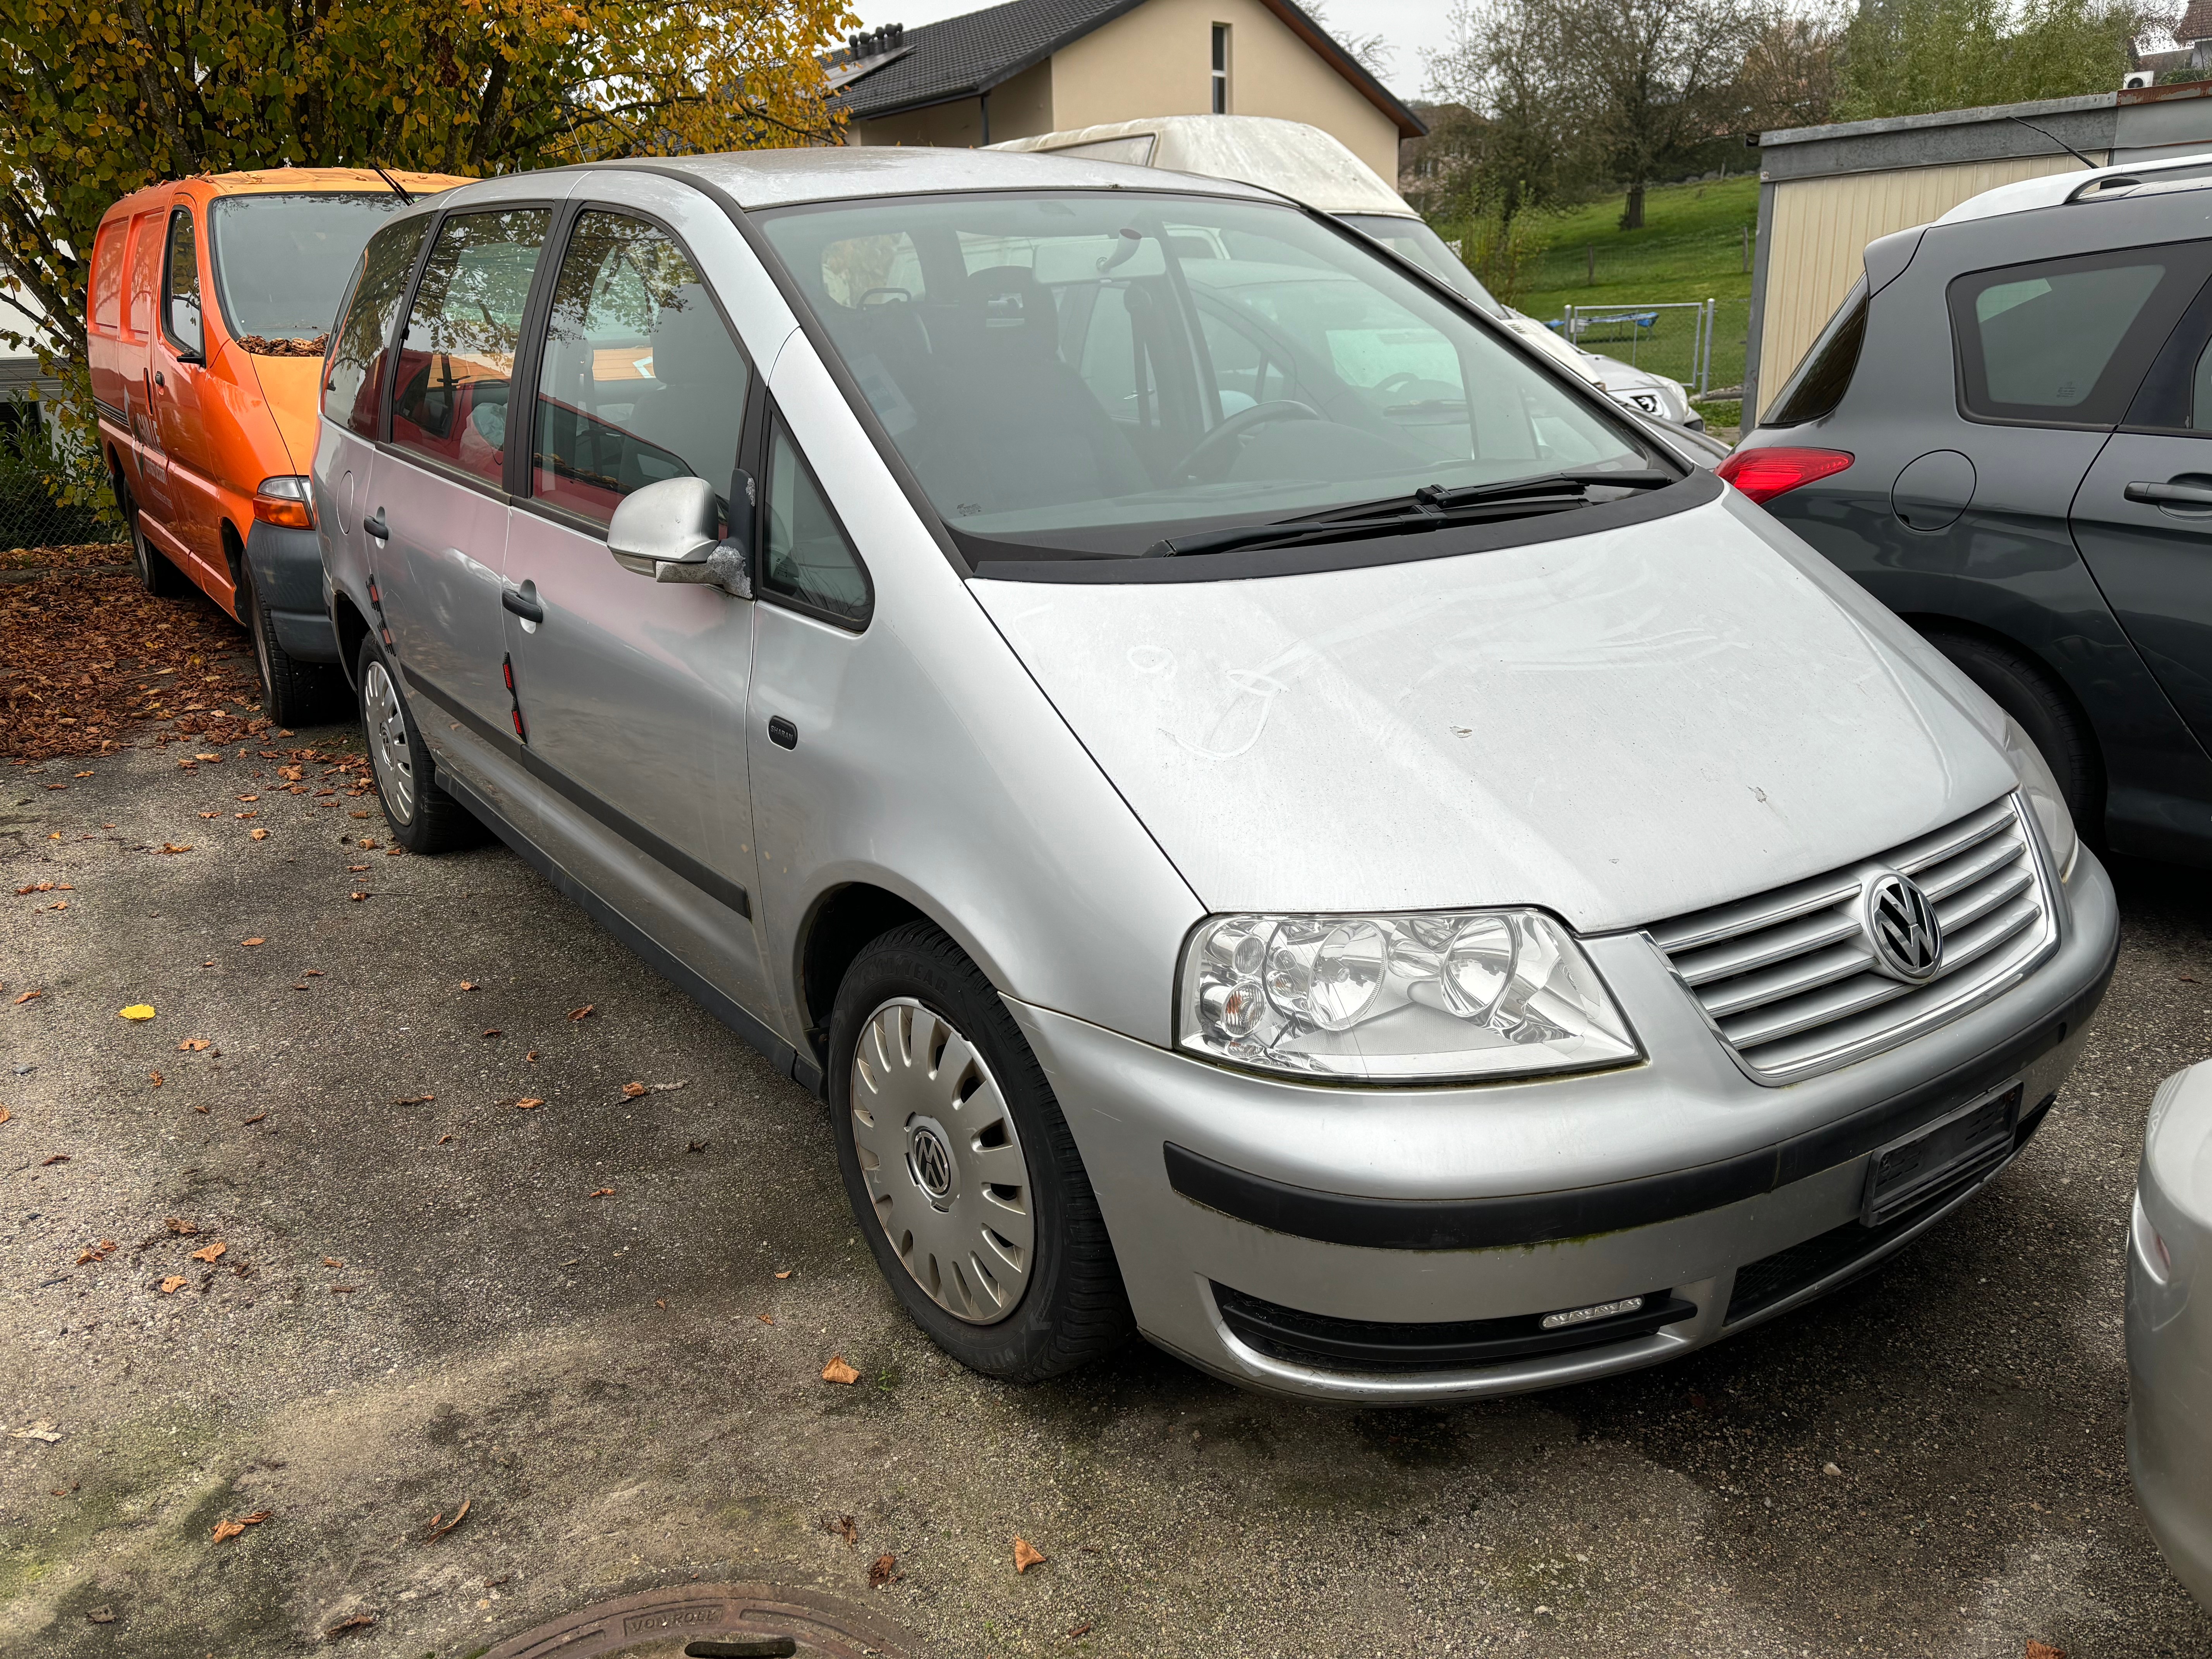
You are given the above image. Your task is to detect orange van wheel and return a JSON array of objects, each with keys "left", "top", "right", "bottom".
[{"left": 119, "top": 485, "right": 185, "bottom": 599}]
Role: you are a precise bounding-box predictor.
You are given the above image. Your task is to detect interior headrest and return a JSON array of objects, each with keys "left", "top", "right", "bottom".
[{"left": 965, "top": 266, "right": 1052, "bottom": 352}]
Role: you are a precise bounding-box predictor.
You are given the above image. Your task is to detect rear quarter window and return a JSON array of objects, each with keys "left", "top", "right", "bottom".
[
  {"left": 91, "top": 219, "right": 125, "bottom": 335},
  {"left": 323, "top": 218, "right": 431, "bottom": 438},
  {"left": 1762, "top": 279, "right": 1865, "bottom": 428},
  {"left": 1948, "top": 244, "right": 2212, "bottom": 426}
]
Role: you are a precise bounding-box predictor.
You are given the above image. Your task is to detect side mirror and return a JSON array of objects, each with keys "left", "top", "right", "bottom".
[
  {"left": 607, "top": 473, "right": 751, "bottom": 599},
  {"left": 169, "top": 297, "right": 203, "bottom": 362}
]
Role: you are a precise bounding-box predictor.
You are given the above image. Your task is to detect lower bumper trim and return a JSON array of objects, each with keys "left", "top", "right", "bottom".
[{"left": 1212, "top": 1281, "right": 1699, "bottom": 1372}]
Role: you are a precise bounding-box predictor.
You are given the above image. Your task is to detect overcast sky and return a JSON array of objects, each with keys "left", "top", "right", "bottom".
[{"left": 845, "top": 0, "right": 1459, "bottom": 103}]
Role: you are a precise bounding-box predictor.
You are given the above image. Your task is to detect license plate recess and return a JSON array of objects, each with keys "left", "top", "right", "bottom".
[{"left": 1862, "top": 1081, "right": 2023, "bottom": 1228}]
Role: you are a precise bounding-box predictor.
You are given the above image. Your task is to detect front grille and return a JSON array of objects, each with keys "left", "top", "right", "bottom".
[
  {"left": 1647, "top": 795, "right": 2055, "bottom": 1081},
  {"left": 1212, "top": 1282, "right": 1697, "bottom": 1374}
]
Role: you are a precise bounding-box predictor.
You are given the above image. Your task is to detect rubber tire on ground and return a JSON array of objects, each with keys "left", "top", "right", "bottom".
[
  {"left": 829, "top": 922, "right": 1133, "bottom": 1382},
  {"left": 239, "top": 562, "right": 345, "bottom": 727},
  {"left": 1923, "top": 627, "right": 2104, "bottom": 837},
  {"left": 118, "top": 480, "right": 185, "bottom": 597},
  {"left": 354, "top": 632, "right": 487, "bottom": 854}
]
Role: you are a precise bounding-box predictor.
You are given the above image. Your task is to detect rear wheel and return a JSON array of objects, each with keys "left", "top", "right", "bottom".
[
  {"left": 1923, "top": 627, "right": 2103, "bottom": 836},
  {"left": 118, "top": 481, "right": 184, "bottom": 597},
  {"left": 829, "top": 921, "right": 1132, "bottom": 1381},
  {"left": 240, "top": 561, "right": 344, "bottom": 727},
  {"left": 355, "top": 633, "right": 486, "bottom": 854}
]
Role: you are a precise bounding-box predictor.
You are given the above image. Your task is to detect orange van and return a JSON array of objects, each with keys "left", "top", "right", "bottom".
[{"left": 87, "top": 167, "right": 468, "bottom": 721}]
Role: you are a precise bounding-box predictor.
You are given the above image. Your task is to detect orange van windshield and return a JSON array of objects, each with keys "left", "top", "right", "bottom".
[{"left": 209, "top": 192, "right": 410, "bottom": 348}]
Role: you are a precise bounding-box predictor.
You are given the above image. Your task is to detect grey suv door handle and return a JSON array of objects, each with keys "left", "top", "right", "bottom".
[
  {"left": 364, "top": 507, "right": 390, "bottom": 540},
  {"left": 502, "top": 587, "right": 545, "bottom": 625},
  {"left": 2124, "top": 479, "right": 2212, "bottom": 508}
]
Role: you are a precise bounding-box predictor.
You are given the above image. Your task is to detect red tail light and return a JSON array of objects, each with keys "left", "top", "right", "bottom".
[{"left": 1716, "top": 446, "right": 1853, "bottom": 504}]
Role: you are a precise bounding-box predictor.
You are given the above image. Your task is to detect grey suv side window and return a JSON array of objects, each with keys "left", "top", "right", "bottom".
[
  {"left": 390, "top": 209, "right": 551, "bottom": 487},
  {"left": 323, "top": 219, "right": 429, "bottom": 436},
  {"left": 531, "top": 211, "right": 750, "bottom": 529},
  {"left": 1949, "top": 246, "right": 2212, "bottom": 426},
  {"left": 761, "top": 419, "right": 871, "bottom": 630}
]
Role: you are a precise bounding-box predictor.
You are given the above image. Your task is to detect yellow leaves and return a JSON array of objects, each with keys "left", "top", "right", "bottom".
[{"left": 119, "top": 1004, "right": 154, "bottom": 1020}]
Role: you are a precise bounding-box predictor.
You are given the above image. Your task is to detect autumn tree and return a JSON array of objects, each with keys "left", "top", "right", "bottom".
[{"left": 0, "top": 0, "right": 859, "bottom": 359}]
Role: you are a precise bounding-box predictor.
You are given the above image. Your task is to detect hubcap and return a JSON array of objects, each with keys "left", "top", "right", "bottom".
[
  {"left": 362, "top": 660, "right": 417, "bottom": 824},
  {"left": 850, "top": 999, "right": 1035, "bottom": 1325}
]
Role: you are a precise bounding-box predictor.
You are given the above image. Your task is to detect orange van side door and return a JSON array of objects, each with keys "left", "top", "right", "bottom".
[{"left": 147, "top": 203, "right": 224, "bottom": 588}]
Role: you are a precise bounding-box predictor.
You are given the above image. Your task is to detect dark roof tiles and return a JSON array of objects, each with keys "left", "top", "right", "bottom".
[{"left": 835, "top": 0, "right": 1139, "bottom": 119}]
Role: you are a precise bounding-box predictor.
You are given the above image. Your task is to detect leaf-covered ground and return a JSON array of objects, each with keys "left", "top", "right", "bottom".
[{"left": 0, "top": 550, "right": 271, "bottom": 763}]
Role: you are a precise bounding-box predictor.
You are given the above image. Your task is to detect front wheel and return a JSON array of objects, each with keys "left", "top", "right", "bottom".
[
  {"left": 830, "top": 922, "right": 1131, "bottom": 1381},
  {"left": 240, "top": 563, "right": 344, "bottom": 727},
  {"left": 119, "top": 483, "right": 184, "bottom": 597}
]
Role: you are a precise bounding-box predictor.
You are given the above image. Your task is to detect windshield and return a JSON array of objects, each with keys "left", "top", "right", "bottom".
[
  {"left": 1337, "top": 213, "right": 1506, "bottom": 316},
  {"left": 759, "top": 191, "right": 1649, "bottom": 561},
  {"left": 210, "top": 192, "right": 409, "bottom": 349}
]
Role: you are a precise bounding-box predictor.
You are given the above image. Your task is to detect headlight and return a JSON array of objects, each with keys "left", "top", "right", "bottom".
[
  {"left": 1176, "top": 909, "right": 1640, "bottom": 1084},
  {"left": 2001, "top": 717, "right": 2079, "bottom": 880}
]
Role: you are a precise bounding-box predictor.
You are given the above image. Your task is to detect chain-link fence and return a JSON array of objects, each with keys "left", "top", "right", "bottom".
[
  {"left": 1548, "top": 298, "right": 1753, "bottom": 399},
  {"left": 1, "top": 392, "right": 123, "bottom": 554}
]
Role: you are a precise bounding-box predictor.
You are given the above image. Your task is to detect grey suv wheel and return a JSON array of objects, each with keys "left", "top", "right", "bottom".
[{"left": 354, "top": 634, "right": 486, "bottom": 854}]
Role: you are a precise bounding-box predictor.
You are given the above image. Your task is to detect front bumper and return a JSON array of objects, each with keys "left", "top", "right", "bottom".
[
  {"left": 1010, "top": 850, "right": 2118, "bottom": 1404},
  {"left": 244, "top": 520, "right": 340, "bottom": 663}
]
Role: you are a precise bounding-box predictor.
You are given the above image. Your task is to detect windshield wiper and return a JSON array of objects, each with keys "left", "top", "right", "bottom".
[{"left": 1141, "top": 467, "right": 1677, "bottom": 559}]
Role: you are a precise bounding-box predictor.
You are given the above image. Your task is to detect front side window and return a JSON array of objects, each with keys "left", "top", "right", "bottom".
[
  {"left": 758, "top": 191, "right": 1652, "bottom": 566},
  {"left": 1337, "top": 213, "right": 1506, "bottom": 316},
  {"left": 211, "top": 192, "right": 409, "bottom": 350},
  {"left": 390, "top": 209, "right": 551, "bottom": 485},
  {"left": 163, "top": 208, "right": 203, "bottom": 354},
  {"left": 323, "top": 218, "right": 431, "bottom": 437},
  {"left": 1949, "top": 246, "right": 2212, "bottom": 426},
  {"left": 531, "top": 211, "right": 749, "bottom": 529},
  {"left": 762, "top": 420, "right": 871, "bottom": 628}
]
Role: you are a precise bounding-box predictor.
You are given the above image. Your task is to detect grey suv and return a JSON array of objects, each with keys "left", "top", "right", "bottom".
[{"left": 1726, "top": 152, "right": 2212, "bottom": 867}]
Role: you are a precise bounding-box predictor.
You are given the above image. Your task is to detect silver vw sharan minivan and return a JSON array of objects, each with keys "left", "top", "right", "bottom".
[{"left": 311, "top": 147, "right": 2118, "bottom": 1403}]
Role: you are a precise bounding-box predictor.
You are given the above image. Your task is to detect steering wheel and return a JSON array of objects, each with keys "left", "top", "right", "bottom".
[
  {"left": 1180, "top": 399, "right": 1324, "bottom": 483},
  {"left": 1374, "top": 371, "right": 1424, "bottom": 395}
]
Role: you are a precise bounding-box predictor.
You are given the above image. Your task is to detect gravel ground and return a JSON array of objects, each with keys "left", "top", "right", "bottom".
[{"left": 3, "top": 729, "right": 2209, "bottom": 1659}]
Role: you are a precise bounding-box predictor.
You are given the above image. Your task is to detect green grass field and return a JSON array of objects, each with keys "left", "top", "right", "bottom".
[{"left": 1468, "top": 177, "right": 1762, "bottom": 402}]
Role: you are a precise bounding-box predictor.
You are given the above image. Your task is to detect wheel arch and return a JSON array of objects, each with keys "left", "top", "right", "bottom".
[
  {"left": 220, "top": 517, "right": 247, "bottom": 622},
  {"left": 331, "top": 591, "right": 371, "bottom": 690},
  {"left": 795, "top": 882, "right": 932, "bottom": 1067}
]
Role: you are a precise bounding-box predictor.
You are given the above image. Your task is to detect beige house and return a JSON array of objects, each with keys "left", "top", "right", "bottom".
[{"left": 829, "top": 0, "right": 1423, "bottom": 184}]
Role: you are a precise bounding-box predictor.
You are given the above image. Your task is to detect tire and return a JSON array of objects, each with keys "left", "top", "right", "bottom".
[
  {"left": 354, "top": 632, "right": 486, "bottom": 854},
  {"left": 240, "top": 561, "right": 344, "bottom": 727},
  {"left": 119, "top": 482, "right": 185, "bottom": 597},
  {"left": 1923, "top": 627, "right": 2104, "bottom": 836},
  {"left": 829, "top": 921, "right": 1132, "bottom": 1381}
]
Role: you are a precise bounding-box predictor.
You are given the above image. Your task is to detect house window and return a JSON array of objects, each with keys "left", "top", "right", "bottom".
[{"left": 1211, "top": 24, "right": 1230, "bottom": 113}]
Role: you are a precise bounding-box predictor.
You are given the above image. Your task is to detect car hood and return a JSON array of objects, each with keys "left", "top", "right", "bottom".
[
  {"left": 227, "top": 349, "right": 324, "bottom": 476},
  {"left": 970, "top": 490, "right": 2016, "bottom": 932}
]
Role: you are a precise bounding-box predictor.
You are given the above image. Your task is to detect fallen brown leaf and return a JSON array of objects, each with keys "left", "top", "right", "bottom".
[
  {"left": 40, "top": 1153, "right": 69, "bottom": 1165},
  {"left": 14, "top": 989, "right": 43, "bottom": 1004},
  {"left": 75, "top": 1240, "right": 116, "bottom": 1265},
  {"left": 2026, "top": 1644, "right": 2066, "bottom": 1659},
  {"left": 160, "top": 1276, "right": 185, "bottom": 1293},
  {"left": 348, "top": 892, "right": 368, "bottom": 902},
  {"left": 621, "top": 1081, "right": 646, "bottom": 1098},
  {"left": 0, "top": 1108, "right": 11, "bottom": 1125},
  {"left": 758, "top": 1313, "right": 774, "bottom": 1325},
  {"left": 330, "top": 1284, "right": 355, "bottom": 1294},
  {"left": 241, "top": 1112, "right": 267, "bottom": 1125},
  {"left": 588, "top": 1187, "right": 615, "bottom": 1198},
  {"left": 147, "top": 1070, "right": 162, "bottom": 1086},
  {"left": 85, "top": 1607, "right": 114, "bottom": 1624},
  {"left": 189, "top": 1242, "right": 226, "bottom": 1263},
  {"left": 165, "top": 1218, "right": 198, "bottom": 1235},
  {"left": 324, "top": 1613, "right": 376, "bottom": 1638},
  {"left": 323, "top": 1257, "right": 343, "bottom": 1267},
  {"left": 1068, "top": 1622, "right": 1092, "bottom": 1639},
  {"left": 392, "top": 1094, "right": 434, "bottom": 1105},
  {"left": 177, "top": 1038, "right": 210, "bottom": 1051},
  {"left": 1014, "top": 1537, "right": 1046, "bottom": 1573},
  {"left": 567, "top": 1004, "right": 594, "bottom": 1020},
  {"left": 424, "top": 1496, "right": 470, "bottom": 1540},
  {"left": 249, "top": 828, "right": 268, "bottom": 840},
  {"left": 240, "top": 937, "right": 264, "bottom": 947},
  {"left": 868, "top": 1552, "right": 900, "bottom": 1589},
  {"left": 775, "top": 1269, "right": 792, "bottom": 1279},
  {"left": 824, "top": 1513, "right": 859, "bottom": 1548},
  {"left": 459, "top": 980, "right": 477, "bottom": 991},
  {"left": 822, "top": 1355, "right": 860, "bottom": 1385},
  {"left": 515, "top": 1097, "right": 544, "bottom": 1110},
  {"left": 156, "top": 843, "right": 192, "bottom": 854},
  {"left": 211, "top": 1519, "right": 245, "bottom": 1542}
]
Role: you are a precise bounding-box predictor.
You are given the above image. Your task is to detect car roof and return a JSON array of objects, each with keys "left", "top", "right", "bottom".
[
  {"left": 1935, "top": 148, "right": 2212, "bottom": 225},
  {"left": 190, "top": 167, "right": 471, "bottom": 198},
  {"left": 436, "top": 145, "right": 1286, "bottom": 214}
]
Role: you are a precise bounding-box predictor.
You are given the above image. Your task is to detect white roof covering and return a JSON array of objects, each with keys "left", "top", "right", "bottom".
[{"left": 990, "top": 115, "right": 1412, "bottom": 217}]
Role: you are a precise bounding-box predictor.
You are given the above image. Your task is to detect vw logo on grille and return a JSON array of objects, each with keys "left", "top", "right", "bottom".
[
  {"left": 1863, "top": 871, "right": 1944, "bottom": 983},
  {"left": 909, "top": 1123, "right": 955, "bottom": 1200}
]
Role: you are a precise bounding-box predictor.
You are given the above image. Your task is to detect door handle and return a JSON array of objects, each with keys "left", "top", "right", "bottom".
[
  {"left": 364, "top": 507, "right": 389, "bottom": 541},
  {"left": 2125, "top": 479, "right": 2212, "bottom": 508},
  {"left": 502, "top": 587, "right": 546, "bottom": 625}
]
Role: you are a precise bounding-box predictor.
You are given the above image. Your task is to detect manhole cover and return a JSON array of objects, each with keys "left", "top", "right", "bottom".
[{"left": 482, "top": 1582, "right": 921, "bottom": 1659}]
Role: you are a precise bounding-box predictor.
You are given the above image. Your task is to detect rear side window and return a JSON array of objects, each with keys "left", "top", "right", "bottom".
[
  {"left": 760, "top": 420, "right": 871, "bottom": 629},
  {"left": 390, "top": 209, "right": 552, "bottom": 485},
  {"left": 323, "top": 218, "right": 430, "bottom": 437},
  {"left": 1949, "top": 246, "right": 2212, "bottom": 426},
  {"left": 91, "top": 220, "right": 125, "bottom": 335},
  {"left": 1763, "top": 279, "right": 1865, "bottom": 428},
  {"left": 126, "top": 212, "right": 165, "bottom": 339}
]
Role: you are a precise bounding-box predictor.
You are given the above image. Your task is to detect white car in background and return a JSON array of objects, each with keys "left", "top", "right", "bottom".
[{"left": 988, "top": 114, "right": 1704, "bottom": 432}]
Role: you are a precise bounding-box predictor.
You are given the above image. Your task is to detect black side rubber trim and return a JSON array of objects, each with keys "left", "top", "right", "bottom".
[
  {"left": 438, "top": 770, "right": 815, "bottom": 1093},
  {"left": 407, "top": 670, "right": 750, "bottom": 919},
  {"left": 1165, "top": 942, "right": 2116, "bottom": 1252}
]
